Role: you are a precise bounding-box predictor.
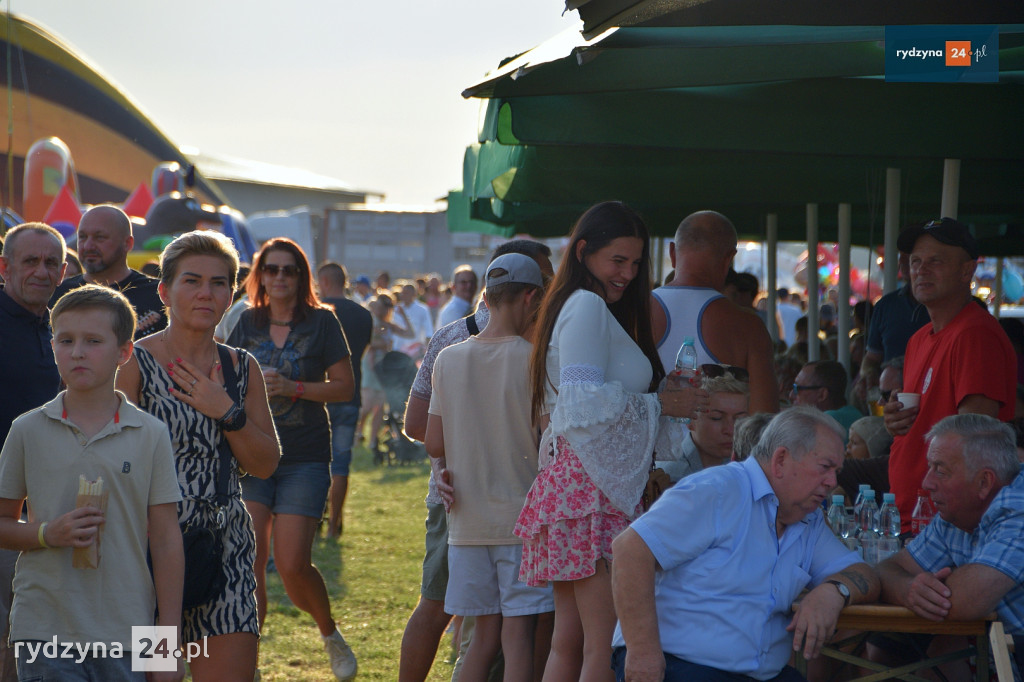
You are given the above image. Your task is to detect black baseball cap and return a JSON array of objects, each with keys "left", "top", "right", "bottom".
[{"left": 897, "top": 218, "right": 979, "bottom": 259}]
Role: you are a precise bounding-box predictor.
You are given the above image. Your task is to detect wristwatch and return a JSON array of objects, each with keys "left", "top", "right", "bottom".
[
  {"left": 218, "top": 403, "right": 247, "bottom": 432},
  {"left": 826, "top": 580, "right": 851, "bottom": 607}
]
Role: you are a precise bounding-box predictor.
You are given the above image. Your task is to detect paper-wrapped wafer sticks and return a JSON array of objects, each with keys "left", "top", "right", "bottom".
[
  {"left": 72, "top": 475, "right": 108, "bottom": 569},
  {"left": 78, "top": 475, "right": 104, "bottom": 497}
]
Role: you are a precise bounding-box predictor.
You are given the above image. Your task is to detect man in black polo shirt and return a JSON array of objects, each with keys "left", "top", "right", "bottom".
[
  {"left": 0, "top": 222, "right": 67, "bottom": 679},
  {"left": 50, "top": 204, "right": 166, "bottom": 339}
]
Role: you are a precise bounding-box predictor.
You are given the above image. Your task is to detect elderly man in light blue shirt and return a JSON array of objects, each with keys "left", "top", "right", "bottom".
[{"left": 612, "top": 407, "right": 879, "bottom": 682}]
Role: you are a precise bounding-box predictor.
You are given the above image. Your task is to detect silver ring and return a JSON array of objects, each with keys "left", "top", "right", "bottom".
[
  {"left": 187, "top": 389, "right": 194, "bottom": 397},
  {"left": 190, "top": 378, "right": 198, "bottom": 387}
]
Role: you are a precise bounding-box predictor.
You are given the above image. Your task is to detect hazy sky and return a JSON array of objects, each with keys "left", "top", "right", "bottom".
[{"left": 22, "top": 1, "right": 582, "bottom": 205}]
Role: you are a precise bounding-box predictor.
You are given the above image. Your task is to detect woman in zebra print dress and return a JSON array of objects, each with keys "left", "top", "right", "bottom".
[{"left": 118, "top": 231, "right": 280, "bottom": 682}]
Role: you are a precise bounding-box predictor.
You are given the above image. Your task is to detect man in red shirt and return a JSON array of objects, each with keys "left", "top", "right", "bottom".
[{"left": 883, "top": 218, "right": 1017, "bottom": 533}]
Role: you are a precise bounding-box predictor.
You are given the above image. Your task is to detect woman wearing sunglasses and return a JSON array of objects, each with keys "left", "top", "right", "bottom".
[{"left": 227, "top": 238, "right": 358, "bottom": 680}]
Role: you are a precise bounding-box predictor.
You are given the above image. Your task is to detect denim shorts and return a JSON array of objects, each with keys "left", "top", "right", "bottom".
[
  {"left": 16, "top": 648, "right": 142, "bottom": 681},
  {"left": 241, "top": 461, "right": 331, "bottom": 519},
  {"left": 328, "top": 403, "right": 360, "bottom": 477}
]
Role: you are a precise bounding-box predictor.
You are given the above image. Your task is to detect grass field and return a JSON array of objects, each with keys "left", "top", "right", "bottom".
[{"left": 253, "top": 443, "right": 454, "bottom": 681}]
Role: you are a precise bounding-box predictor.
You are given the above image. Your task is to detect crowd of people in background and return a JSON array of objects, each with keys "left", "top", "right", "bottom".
[{"left": 0, "top": 203, "right": 1021, "bottom": 682}]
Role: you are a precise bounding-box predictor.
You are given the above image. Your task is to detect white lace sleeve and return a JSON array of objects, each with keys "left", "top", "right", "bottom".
[
  {"left": 654, "top": 417, "right": 689, "bottom": 463},
  {"left": 543, "top": 291, "right": 662, "bottom": 518},
  {"left": 550, "top": 370, "right": 661, "bottom": 518}
]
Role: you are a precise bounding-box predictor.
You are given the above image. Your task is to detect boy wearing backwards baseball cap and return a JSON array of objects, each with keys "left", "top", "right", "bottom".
[{"left": 425, "top": 253, "right": 553, "bottom": 682}]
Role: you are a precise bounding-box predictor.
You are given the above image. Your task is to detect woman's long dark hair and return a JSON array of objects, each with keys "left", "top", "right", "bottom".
[
  {"left": 244, "top": 237, "right": 327, "bottom": 327},
  {"left": 529, "top": 201, "right": 664, "bottom": 421}
]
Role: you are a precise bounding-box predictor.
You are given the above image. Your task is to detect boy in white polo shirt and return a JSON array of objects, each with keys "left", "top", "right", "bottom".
[
  {"left": 425, "top": 253, "right": 553, "bottom": 681},
  {"left": 0, "top": 284, "right": 184, "bottom": 682}
]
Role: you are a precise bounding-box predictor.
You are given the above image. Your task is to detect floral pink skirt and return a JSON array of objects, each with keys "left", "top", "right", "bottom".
[{"left": 514, "top": 437, "right": 642, "bottom": 586}]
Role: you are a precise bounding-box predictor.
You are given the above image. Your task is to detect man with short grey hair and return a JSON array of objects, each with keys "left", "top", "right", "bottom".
[
  {"left": 0, "top": 222, "right": 67, "bottom": 680},
  {"left": 612, "top": 407, "right": 879, "bottom": 681},
  {"left": 877, "top": 413, "right": 1024, "bottom": 672}
]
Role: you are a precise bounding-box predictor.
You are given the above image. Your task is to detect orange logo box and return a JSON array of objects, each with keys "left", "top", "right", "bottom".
[{"left": 946, "top": 41, "right": 972, "bottom": 66}]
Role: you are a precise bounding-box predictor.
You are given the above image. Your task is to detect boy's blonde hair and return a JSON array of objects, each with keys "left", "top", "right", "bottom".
[{"left": 51, "top": 284, "right": 137, "bottom": 345}]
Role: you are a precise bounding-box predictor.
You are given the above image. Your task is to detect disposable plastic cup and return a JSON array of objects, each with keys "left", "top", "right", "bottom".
[{"left": 897, "top": 392, "right": 920, "bottom": 409}]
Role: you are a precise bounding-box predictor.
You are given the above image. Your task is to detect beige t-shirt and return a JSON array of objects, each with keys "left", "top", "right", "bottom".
[
  {"left": 429, "top": 335, "right": 539, "bottom": 545},
  {"left": 0, "top": 392, "right": 182, "bottom": 648}
]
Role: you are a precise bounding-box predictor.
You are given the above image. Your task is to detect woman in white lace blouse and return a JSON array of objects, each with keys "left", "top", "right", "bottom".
[{"left": 514, "top": 202, "right": 705, "bottom": 681}]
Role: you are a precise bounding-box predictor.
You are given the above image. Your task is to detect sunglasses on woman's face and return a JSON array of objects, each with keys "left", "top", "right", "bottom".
[
  {"left": 261, "top": 264, "right": 301, "bottom": 278},
  {"left": 700, "top": 364, "right": 749, "bottom": 382}
]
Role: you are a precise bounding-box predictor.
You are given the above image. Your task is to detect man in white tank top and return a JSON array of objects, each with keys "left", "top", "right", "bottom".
[{"left": 651, "top": 211, "right": 779, "bottom": 414}]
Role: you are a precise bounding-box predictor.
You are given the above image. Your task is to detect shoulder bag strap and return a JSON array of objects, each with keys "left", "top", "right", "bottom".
[{"left": 213, "top": 344, "right": 241, "bottom": 514}]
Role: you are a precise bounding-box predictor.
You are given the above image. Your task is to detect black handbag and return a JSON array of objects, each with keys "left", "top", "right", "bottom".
[{"left": 157, "top": 344, "right": 240, "bottom": 611}]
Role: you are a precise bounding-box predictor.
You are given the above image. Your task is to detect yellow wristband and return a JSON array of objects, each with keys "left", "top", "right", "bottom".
[{"left": 37, "top": 522, "right": 50, "bottom": 549}]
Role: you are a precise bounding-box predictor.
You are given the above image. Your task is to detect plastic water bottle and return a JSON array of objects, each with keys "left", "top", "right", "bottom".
[
  {"left": 911, "top": 489, "right": 937, "bottom": 536},
  {"left": 879, "top": 493, "right": 901, "bottom": 537},
  {"left": 826, "top": 495, "right": 847, "bottom": 536},
  {"left": 852, "top": 484, "right": 871, "bottom": 536},
  {"left": 877, "top": 493, "right": 902, "bottom": 561},
  {"left": 672, "top": 337, "right": 699, "bottom": 424},
  {"left": 859, "top": 490, "right": 881, "bottom": 563}
]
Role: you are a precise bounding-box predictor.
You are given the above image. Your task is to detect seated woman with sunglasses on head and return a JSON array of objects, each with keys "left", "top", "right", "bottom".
[{"left": 657, "top": 364, "right": 750, "bottom": 482}]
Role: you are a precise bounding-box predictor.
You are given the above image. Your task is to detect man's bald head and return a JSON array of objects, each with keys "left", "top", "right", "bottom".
[
  {"left": 80, "top": 204, "right": 133, "bottom": 239},
  {"left": 674, "top": 210, "right": 738, "bottom": 259},
  {"left": 76, "top": 204, "right": 134, "bottom": 282}
]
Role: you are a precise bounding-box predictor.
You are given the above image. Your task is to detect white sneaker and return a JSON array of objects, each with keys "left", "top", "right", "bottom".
[{"left": 322, "top": 629, "right": 358, "bottom": 680}]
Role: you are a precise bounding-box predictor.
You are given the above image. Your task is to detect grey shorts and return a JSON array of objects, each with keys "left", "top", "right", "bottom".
[
  {"left": 445, "top": 544, "right": 554, "bottom": 617},
  {"left": 420, "top": 503, "right": 449, "bottom": 602}
]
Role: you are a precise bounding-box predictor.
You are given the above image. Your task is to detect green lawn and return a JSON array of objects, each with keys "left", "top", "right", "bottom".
[{"left": 253, "top": 444, "right": 454, "bottom": 681}]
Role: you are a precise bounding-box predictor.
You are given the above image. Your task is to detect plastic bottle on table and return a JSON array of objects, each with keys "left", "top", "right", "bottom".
[
  {"left": 851, "top": 484, "right": 871, "bottom": 537},
  {"left": 879, "top": 493, "right": 901, "bottom": 537},
  {"left": 671, "top": 336, "right": 699, "bottom": 424},
  {"left": 826, "top": 495, "right": 847, "bottom": 536},
  {"left": 911, "top": 488, "right": 937, "bottom": 536},
  {"left": 859, "top": 490, "right": 881, "bottom": 563},
  {"left": 877, "top": 492, "right": 902, "bottom": 562}
]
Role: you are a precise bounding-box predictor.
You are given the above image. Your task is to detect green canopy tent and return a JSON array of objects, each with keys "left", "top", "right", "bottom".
[
  {"left": 567, "top": 0, "right": 1024, "bottom": 40},
  {"left": 451, "top": 25, "right": 1024, "bottom": 250},
  {"left": 449, "top": 19, "right": 1024, "bottom": 362}
]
